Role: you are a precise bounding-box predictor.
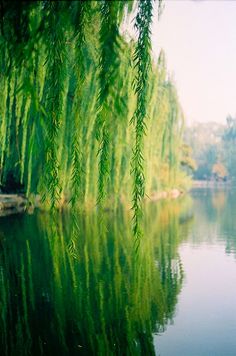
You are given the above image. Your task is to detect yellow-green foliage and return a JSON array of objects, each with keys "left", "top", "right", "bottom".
[{"left": 0, "top": 1, "right": 186, "bottom": 212}]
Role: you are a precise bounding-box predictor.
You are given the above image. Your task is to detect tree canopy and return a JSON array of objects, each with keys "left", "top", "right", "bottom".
[{"left": 0, "top": 0, "right": 188, "bottom": 238}]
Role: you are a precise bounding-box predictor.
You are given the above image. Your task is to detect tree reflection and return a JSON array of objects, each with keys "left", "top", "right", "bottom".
[{"left": 0, "top": 199, "right": 191, "bottom": 355}]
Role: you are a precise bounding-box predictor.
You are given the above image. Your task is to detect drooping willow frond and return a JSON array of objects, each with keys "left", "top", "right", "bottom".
[
  {"left": 42, "top": 2, "right": 68, "bottom": 208},
  {"left": 70, "top": 1, "right": 87, "bottom": 209},
  {"left": 96, "top": 0, "right": 121, "bottom": 205},
  {"left": 131, "top": 0, "right": 154, "bottom": 245}
]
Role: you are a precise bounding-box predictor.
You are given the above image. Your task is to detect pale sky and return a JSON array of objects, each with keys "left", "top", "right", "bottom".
[{"left": 151, "top": 0, "right": 236, "bottom": 124}]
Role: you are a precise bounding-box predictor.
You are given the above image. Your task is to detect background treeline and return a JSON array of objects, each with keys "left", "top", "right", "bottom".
[
  {"left": 0, "top": 1, "right": 188, "bottom": 208},
  {"left": 184, "top": 116, "right": 236, "bottom": 182}
]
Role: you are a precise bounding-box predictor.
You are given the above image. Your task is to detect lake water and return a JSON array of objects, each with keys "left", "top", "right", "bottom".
[{"left": 0, "top": 188, "right": 236, "bottom": 355}]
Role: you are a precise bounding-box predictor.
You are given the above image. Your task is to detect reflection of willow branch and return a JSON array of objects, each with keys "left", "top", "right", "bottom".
[
  {"left": 144, "top": 198, "right": 192, "bottom": 333},
  {"left": 0, "top": 198, "right": 191, "bottom": 355}
]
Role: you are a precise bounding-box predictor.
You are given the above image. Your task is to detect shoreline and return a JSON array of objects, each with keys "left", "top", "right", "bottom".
[
  {"left": 0, "top": 194, "right": 27, "bottom": 217},
  {"left": 192, "top": 180, "right": 232, "bottom": 188},
  {"left": 0, "top": 188, "right": 186, "bottom": 217}
]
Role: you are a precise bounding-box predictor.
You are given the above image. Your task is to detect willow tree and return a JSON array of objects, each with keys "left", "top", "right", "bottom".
[{"left": 0, "top": 1, "right": 189, "bottom": 238}]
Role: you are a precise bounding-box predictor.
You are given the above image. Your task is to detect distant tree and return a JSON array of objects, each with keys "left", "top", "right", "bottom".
[
  {"left": 194, "top": 164, "right": 212, "bottom": 181},
  {"left": 180, "top": 144, "right": 197, "bottom": 172},
  {"left": 212, "top": 163, "right": 228, "bottom": 181},
  {"left": 224, "top": 115, "right": 236, "bottom": 142},
  {"left": 222, "top": 115, "right": 236, "bottom": 180}
]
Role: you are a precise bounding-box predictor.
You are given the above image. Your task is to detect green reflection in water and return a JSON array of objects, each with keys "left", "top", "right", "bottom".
[{"left": 0, "top": 197, "right": 192, "bottom": 355}]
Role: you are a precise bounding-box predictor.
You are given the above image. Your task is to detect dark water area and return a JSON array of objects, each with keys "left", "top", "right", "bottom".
[{"left": 0, "top": 189, "right": 236, "bottom": 355}]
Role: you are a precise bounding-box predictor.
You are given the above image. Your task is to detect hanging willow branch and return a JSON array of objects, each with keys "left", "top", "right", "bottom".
[
  {"left": 42, "top": 2, "right": 68, "bottom": 208},
  {"left": 70, "top": 1, "right": 87, "bottom": 209},
  {"left": 67, "top": 1, "right": 89, "bottom": 260},
  {"left": 96, "top": 0, "right": 120, "bottom": 205},
  {"left": 131, "top": 0, "right": 153, "bottom": 246}
]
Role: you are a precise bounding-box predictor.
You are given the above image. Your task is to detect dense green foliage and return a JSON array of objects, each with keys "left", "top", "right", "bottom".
[
  {"left": 0, "top": 1, "right": 187, "bottom": 233},
  {"left": 222, "top": 116, "right": 236, "bottom": 180}
]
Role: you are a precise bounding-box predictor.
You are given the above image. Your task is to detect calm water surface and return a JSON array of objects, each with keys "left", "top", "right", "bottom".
[
  {"left": 155, "top": 189, "right": 236, "bottom": 356},
  {"left": 0, "top": 189, "right": 236, "bottom": 355}
]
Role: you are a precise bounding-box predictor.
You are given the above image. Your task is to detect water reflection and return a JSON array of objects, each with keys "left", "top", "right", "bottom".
[
  {"left": 190, "top": 188, "right": 236, "bottom": 256},
  {"left": 155, "top": 188, "right": 236, "bottom": 356},
  {"left": 0, "top": 198, "right": 191, "bottom": 355}
]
